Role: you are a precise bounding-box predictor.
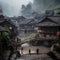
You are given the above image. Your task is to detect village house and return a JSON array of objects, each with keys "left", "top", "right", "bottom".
[
  {"left": 35, "top": 16, "right": 60, "bottom": 39},
  {"left": 0, "top": 9, "right": 21, "bottom": 60},
  {"left": 33, "top": 13, "right": 60, "bottom": 46},
  {"left": 0, "top": 15, "right": 19, "bottom": 39},
  {"left": 16, "top": 16, "right": 35, "bottom": 34},
  {"left": 29, "top": 10, "right": 60, "bottom": 46}
]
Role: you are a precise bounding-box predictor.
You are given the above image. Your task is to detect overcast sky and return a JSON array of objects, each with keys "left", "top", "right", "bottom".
[{"left": 0, "top": 0, "right": 33, "bottom": 17}]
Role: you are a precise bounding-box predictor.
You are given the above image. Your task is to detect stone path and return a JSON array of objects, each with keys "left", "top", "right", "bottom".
[
  {"left": 20, "top": 46, "right": 50, "bottom": 55},
  {"left": 16, "top": 54, "right": 53, "bottom": 60},
  {"left": 16, "top": 46, "right": 53, "bottom": 60}
]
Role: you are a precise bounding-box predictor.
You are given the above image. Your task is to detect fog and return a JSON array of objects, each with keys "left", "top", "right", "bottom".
[
  {"left": 0, "top": 0, "right": 60, "bottom": 17},
  {"left": 0, "top": 0, "right": 33, "bottom": 17},
  {"left": 33, "top": 0, "right": 60, "bottom": 13}
]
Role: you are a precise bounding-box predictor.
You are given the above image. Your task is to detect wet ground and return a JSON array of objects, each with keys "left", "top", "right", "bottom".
[
  {"left": 16, "top": 46, "right": 53, "bottom": 60},
  {"left": 16, "top": 54, "right": 53, "bottom": 60},
  {"left": 20, "top": 46, "right": 50, "bottom": 54}
]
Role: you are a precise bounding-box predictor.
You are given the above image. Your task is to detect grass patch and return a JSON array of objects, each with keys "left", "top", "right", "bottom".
[{"left": 19, "top": 33, "right": 36, "bottom": 41}]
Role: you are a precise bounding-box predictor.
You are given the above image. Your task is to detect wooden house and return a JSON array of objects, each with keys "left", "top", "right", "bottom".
[
  {"left": 0, "top": 15, "right": 19, "bottom": 39},
  {"left": 35, "top": 15, "right": 60, "bottom": 41},
  {"left": 18, "top": 16, "right": 35, "bottom": 34}
]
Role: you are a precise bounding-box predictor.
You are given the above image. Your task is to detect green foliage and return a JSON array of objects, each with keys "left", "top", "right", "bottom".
[
  {"left": 54, "top": 5, "right": 60, "bottom": 10},
  {"left": 16, "top": 51, "right": 21, "bottom": 58},
  {"left": 2, "top": 32, "right": 10, "bottom": 40},
  {"left": 54, "top": 5, "right": 60, "bottom": 13},
  {"left": 33, "top": 0, "right": 60, "bottom": 12}
]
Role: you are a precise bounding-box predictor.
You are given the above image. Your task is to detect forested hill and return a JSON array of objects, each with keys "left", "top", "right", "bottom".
[
  {"left": 33, "top": 0, "right": 60, "bottom": 12},
  {"left": 54, "top": 5, "right": 60, "bottom": 13}
]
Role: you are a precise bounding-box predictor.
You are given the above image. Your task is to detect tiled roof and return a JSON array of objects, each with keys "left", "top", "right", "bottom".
[
  {"left": 0, "top": 18, "right": 18, "bottom": 27},
  {"left": 36, "top": 15, "right": 60, "bottom": 26},
  {"left": 0, "top": 26, "right": 8, "bottom": 31}
]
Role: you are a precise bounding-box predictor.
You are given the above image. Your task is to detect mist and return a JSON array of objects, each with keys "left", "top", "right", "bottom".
[
  {"left": 0, "top": 0, "right": 60, "bottom": 17},
  {"left": 0, "top": 0, "right": 33, "bottom": 17},
  {"left": 33, "top": 0, "right": 60, "bottom": 13}
]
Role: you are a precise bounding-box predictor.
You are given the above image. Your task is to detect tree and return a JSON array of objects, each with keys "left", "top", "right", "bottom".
[
  {"left": 0, "top": 3, "right": 3, "bottom": 15},
  {"left": 54, "top": 5, "right": 60, "bottom": 14},
  {"left": 33, "top": 0, "right": 60, "bottom": 12},
  {"left": 21, "top": 2, "right": 32, "bottom": 16}
]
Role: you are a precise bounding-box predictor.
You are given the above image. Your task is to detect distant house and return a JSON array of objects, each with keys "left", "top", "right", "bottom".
[
  {"left": 16, "top": 16, "right": 35, "bottom": 34},
  {"left": 19, "top": 19, "right": 35, "bottom": 33}
]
